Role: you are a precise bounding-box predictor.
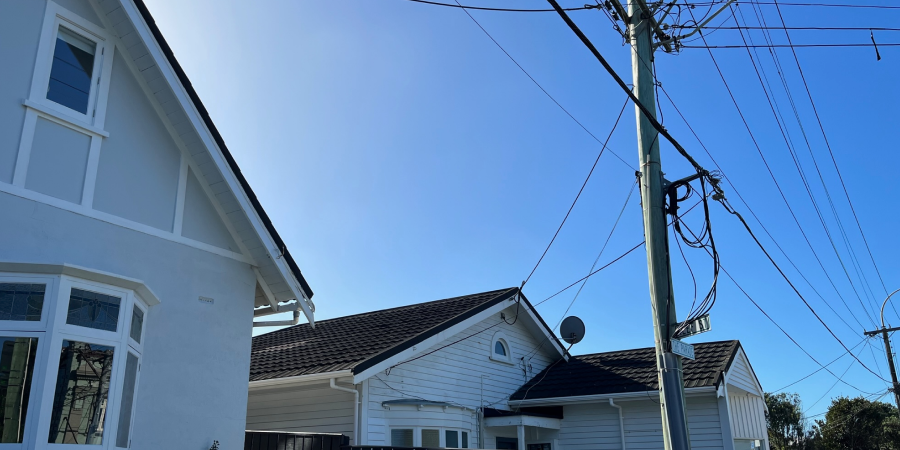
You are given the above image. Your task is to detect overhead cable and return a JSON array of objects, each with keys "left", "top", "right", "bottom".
[
  {"left": 522, "top": 97, "right": 631, "bottom": 288},
  {"left": 401, "top": 0, "right": 590, "bottom": 12}
]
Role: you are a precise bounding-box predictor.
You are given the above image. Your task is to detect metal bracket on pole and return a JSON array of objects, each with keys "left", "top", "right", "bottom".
[{"left": 654, "top": 0, "right": 737, "bottom": 50}]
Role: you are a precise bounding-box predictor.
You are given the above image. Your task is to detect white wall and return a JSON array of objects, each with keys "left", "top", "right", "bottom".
[
  {"left": 0, "top": 0, "right": 262, "bottom": 448},
  {"left": 556, "top": 395, "right": 725, "bottom": 450},
  {"left": 366, "top": 304, "right": 558, "bottom": 447},
  {"left": 247, "top": 381, "right": 356, "bottom": 440}
]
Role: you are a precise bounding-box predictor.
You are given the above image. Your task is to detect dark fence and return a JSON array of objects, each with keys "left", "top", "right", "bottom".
[{"left": 244, "top": 431, "right": 349, "bottom": 450}]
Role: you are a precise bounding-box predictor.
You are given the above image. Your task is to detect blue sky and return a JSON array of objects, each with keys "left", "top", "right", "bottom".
[{"left": 146, "top": 0, "right": 900, "bottom": 419}]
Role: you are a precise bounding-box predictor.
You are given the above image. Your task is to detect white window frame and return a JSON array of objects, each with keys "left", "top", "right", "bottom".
[
  {"left": 28, "top": 1, "right": 114, "bottom": 130},
  {"left": 489, "top": 331, "right": 512, "bottom": 364},
  {"left": 389, "top": 427, "right": 471, "bottom": 448},
  {"left": 0, "top": 273, "right": 149, "bottom": 450}
]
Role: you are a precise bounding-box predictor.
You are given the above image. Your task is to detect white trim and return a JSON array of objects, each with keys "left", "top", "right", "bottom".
[
  {"left": 0, "top": 262, "right": 160, "bottom": 306},
  {"left": 28, "top": 2, "right": 114, "bottom": 129},
  {"left": 172, "top": 154, "right": 188, "bottom": 235},
  {"left": 0, "top": 183, "right": 253, "bottom": 265},
  {"left": 80, "top": 132, "right": 103, "bottom": 208},
  {"left": 12, "top": 112, "right": 38, "bottom": 187},
  {"left": 248, "top": 370, "right": 354, "bottom": 389},
  {"left": 351, "top": 297, "right": 519, "bottom": 384},
  {"left": 484, "top": 415, "right": 560, "bottom": 430},
  {"left": 518, "top": 299, "right": 567, "bottom": 359},
  {"left": 489, "top": 331, "right": 513, "bottom": 365},
  {"left": 118, "top": 1, "right": 315, "bottom": 324},
  {"left": 507, "top": 386, "right": 717, "bottom": 407},
  {"left": 21, "top": 99, "right": 110, "bottom": 138}
]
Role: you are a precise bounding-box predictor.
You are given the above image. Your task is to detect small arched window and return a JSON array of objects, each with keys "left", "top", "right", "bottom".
[
  {"left": 490, "top": 332, "right": 512, "bottom": 364},
  {"left": 494, "top": 340, "right": 507, "bottom": 356}
]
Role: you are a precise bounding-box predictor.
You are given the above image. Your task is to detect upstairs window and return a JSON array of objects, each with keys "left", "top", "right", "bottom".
[
  {"left": 47, "top": 26, "right": 97, "bottom": 114},
  {"left": 494, "top": 340, "right": 507, "bottom": 357}
]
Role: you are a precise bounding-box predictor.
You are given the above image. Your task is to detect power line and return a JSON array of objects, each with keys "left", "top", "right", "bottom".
[
  {"left": 552, "top": 179, "right": 638, "bottom": 330},
  {"left": 714, "top": 196, "right": 889, "bottom": 382},
  {"left": 723, "top": 4, "right": 883, "bottom": 324},
  {"left": 693, "top": 1, "right": 900, "bottom": 9},
  {"left": 677, "top": 219, "right": 879, "bottom": 394},
  {"left": 773, "top": 338, "right": 867, "bottom": 392},
  {"left": 687, "top": 9, "right": 880, "bottom": 328},
  {"left": 535, "top": 241, "right": 645, "bottom": 306},
  {"left": 657, "top": 85, "right": 867, "bottom": 333},
  {"left": 522, "top": 98, "right": 631, "bottom": 287},
  {"left": 770, "top": 0, "right": 895, "bottom": 314},
  {"left": 683, "top": 43, "right": 900, "bottom": 48},
  {"left": 681, "top": 26, "right": 900, "bottom": 31},
  {"left": 450, "top": 0, "right": 633, "bottom": 170},
  {"left": 803, "top": 350, "right": 862, "bottom": 413},
  {"left": 401, "top": 0, "right": 590, "bottom": 12}
]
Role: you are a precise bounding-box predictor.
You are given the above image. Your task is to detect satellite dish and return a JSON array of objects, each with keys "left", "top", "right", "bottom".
[{"left": 560, "top": 316, "right": 585, "bottom": 345}]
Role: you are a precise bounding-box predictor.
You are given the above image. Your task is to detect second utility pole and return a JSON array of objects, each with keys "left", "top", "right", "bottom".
[{"left": 626, "top": 1, "right": 692, "bottom": 449}]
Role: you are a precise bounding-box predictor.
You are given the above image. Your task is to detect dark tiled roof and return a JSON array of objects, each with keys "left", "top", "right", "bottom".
[
  {"left": 510, "top": 340, "right": 740, "bottom": 401},
  {"left": 250, "top": 288, "right": 519, "bottom": 381}
]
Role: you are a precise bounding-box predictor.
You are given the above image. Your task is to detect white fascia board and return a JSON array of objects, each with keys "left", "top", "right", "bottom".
[
  {"left": 484, "top": 416, "right": 561, "bottom": 430},
  {"left": 508, "top": 386, "right": 716, "bottom": 407},
  {"left": 518, "top": 299, "right": 566, "bottom": 360},
  {"left": 118, "top": 1, "right": 314, "bottom": 326},
  {"left": 248, "top": 370, "right": 353, "bottom": 390},
  {"left": 352, "top": 297, "right": 519, "bottom": 384},
  {"left": 0, "top": 262, "right": 160, "bottom": 306}
]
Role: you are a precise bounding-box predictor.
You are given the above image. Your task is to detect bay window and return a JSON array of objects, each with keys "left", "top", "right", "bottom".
[{"left": 0, "top": 271, "right": 151, "bottom": 449}]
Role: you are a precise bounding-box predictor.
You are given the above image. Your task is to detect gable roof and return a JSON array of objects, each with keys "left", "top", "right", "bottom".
[
  {"left": 130, "top": 0, "right": 313, "bottom": 300},
  {"left": 250, "top": 287, "right": 561, "bottom": 382},
  {"left": 509, "top": 340, "right": 741, "bottom": 401}
]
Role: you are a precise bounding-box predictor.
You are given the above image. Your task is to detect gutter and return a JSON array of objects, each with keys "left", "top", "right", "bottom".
[
  {"left": 508, "top": 386, "right": 716, "bottom": 407},
  {"left": 609, "top": 398, "right": 626, "bottom": 450},
  {"left": 249, "top": 370, "right": 353, "bottom": 389},
  {"left": 330, "top": 379, "right": 360, "bottom": 445}
]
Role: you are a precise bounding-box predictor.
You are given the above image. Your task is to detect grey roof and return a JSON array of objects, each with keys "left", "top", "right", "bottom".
[
  {"left": 510, "top": 340, "right": 741, "bottom": 401},
  {"left": 250, "top": 288, "right": 524, "bottom": 382}
]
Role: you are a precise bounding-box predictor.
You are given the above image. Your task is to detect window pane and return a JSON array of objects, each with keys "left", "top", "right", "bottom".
[
  {"left": 461, "top": 432, "right": 468, "bottom": 449},
  {"left": 129, "top": 308, "right": 143, "bottom": 343},
  {"left": 48, "top": 340, "right": 114, "bottom": 444},
  {"left": 67, "top": 288, "right": 120, "bottom": 332},
  {"left": 47, "top": 27, "right": 96, "bottom": 114},
  {"left": 115, "top": 353, "right": 138, "bottom": 448},
  {"left": 0, "top": 283, "right": 45, "bottom": 321},
  {"left": 494, "top": 341, "right": 506, "bottom": 356},
  {"left": 445, "top": 430, "right": 458, "bottom": 448},
  {"left": 391, "top": 429, "right": 413, "bottom": 447},
  {"left": 422, "top": 429, "right": 440, "bottom": 448},
  {"left": 0, "top": 337, "right": 38, "bottom": 443}
]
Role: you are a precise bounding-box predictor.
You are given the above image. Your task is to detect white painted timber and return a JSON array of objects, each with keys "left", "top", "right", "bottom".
[
  {"left": 247, "top": 381, "right": 356, "bottom": 441},
  {"left": 727, "top": 395, "right": 766, "bottom": 441}
]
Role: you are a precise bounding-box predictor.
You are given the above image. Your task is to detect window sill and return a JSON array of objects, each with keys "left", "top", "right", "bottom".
[
  {"left": 489, "top": 355, "right": 514, "bottom": 365},
  {"left": 22, "top": 99, "right": 110, "bottom": 138}
]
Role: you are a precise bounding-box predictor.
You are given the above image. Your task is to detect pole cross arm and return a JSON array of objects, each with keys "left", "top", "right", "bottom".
[{"left": 864, "top": 326, "right": 900, "bottom": 336}]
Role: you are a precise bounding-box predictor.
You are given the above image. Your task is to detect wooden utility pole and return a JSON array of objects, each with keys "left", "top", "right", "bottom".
[
  {"left": 864, "top": 288, "right": 900, "bottom": 417},
  {"left": 618, "top": 0, "right": 691, "bottom": 448}
]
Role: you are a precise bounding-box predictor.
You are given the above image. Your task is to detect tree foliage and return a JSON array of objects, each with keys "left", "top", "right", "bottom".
[
  {"left": 765, "top": 392, "right": 821, "bottom": 450},
  {"left": 816, "top": 396, "right": 899, "bottom": 450}
]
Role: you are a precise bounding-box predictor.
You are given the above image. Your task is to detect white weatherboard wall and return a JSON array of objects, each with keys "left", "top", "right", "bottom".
[
  {"left": 247, "top": 381, "right": 357, "bottom": 440},
  {"left": 367, "top": 304, "right": 557, "bottom": 448},
  {"left": 558, "top": 396, "right": 725, "bottom": 450},
  {"left": 0, "top": 0, "right": 269, "bottom": 447}
]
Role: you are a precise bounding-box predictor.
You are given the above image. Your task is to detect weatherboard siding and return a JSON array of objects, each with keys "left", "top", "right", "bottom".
[
  {"left": 247, "top": 381, "right": 356, "bottom": 441},
  {"left": 557, "top": 396, "right": 724, "bottom": 450},
  {"left": 726, "top": 352, "right": 759, "bottom": 395},
  {"left": 365, "top": 304, "right": 557, "bottom": 446},
  {"left": 728, "top": 395, "right": 766, "bottom": 441}
]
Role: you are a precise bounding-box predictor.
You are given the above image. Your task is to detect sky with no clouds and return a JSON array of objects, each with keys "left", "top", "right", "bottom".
[{"left": 145, "top": 0, "right": 900, "bottom": 419}]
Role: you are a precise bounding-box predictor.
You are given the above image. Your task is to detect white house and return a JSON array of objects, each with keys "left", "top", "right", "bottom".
[
  {"left": 247, "top": 288, "right": 769, "bottom": 450},
  {"left": 0, "top": 0, "right": 316, "bottom": 448}
]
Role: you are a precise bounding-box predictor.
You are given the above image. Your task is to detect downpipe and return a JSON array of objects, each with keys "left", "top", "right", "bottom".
[
  {"left": 608, "top": 398, "right": 626, "bottom": 450},
  {"left": 330, "top": 378, "right": 360, "bottom": 445}
]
